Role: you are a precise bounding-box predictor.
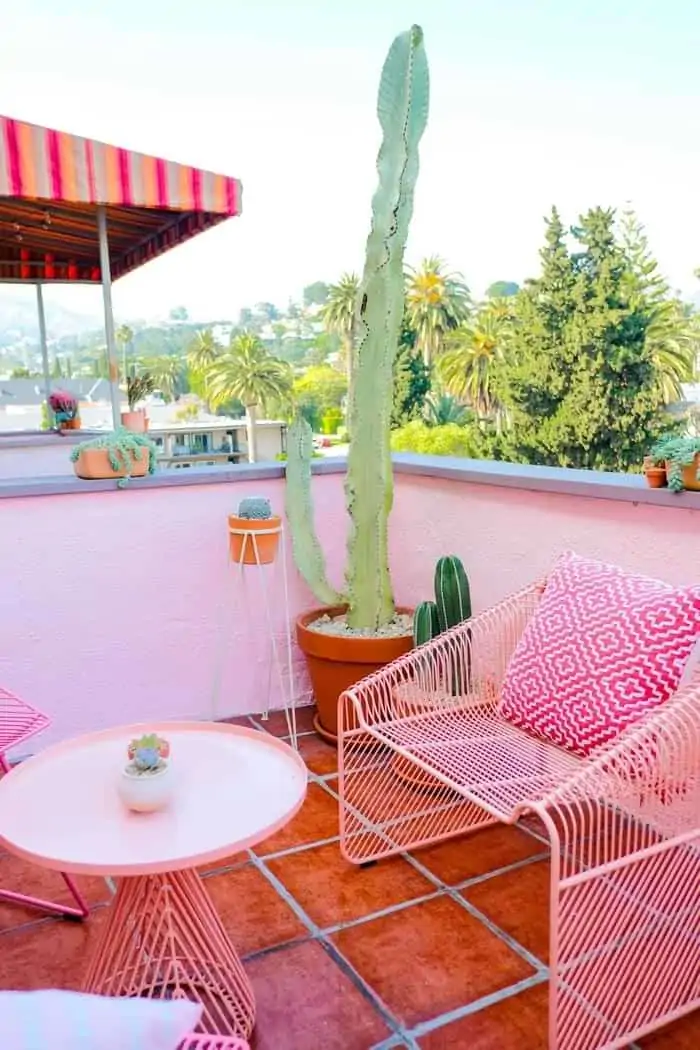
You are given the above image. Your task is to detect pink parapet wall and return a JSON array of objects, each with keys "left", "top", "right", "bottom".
[
  {"left": 0, "top": 475, "right": 348, "bottom": 751},
  {"left": 390, "top": 473, "right": 700, "bottom": 608},
  {"left": 2, "top": 463, "right": 700, "bottom": 751}
]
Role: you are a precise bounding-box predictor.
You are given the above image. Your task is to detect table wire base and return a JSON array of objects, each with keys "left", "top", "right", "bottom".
[{"left": 82, "top": 869, "right": 255, "bottom": 1039}]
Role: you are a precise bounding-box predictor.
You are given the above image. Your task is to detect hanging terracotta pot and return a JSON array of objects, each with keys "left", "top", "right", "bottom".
[{"left": 228, "top": 515, "right": 281, "bottom": 565}]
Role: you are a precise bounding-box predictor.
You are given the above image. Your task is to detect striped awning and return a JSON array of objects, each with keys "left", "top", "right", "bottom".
[{"left": 0, "top": 115, "right": 242, "bottom": 283}]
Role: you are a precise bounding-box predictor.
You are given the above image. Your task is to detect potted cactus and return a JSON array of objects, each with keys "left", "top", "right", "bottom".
[
  {"left": 70, "top": 428, "right": 157, "bottom": 487},
  {"left": 228, "top": 496, "right": 281, "bottom": 565},
  {"left": 118, "top": 733, "right": 172, "bottom": 812},
  {"left": 122, "top": 373, "right": 155, "bottom": 433},
  {"left": 285, "top": 26, "right": 429, "bottom": 742}
]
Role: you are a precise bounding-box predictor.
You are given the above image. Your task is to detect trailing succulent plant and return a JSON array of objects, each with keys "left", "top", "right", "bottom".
[
  {"left": 414, "top": 556, "right": 472, "bottom": 694},
  {"left": 285, "top": 26, "right": 429, "bottom": 631},
  {"left": 70, "top": 427, "right": 157, "bottom": 487},
  {"left": 650, "top": 436, "right": 700, "bottom": 492},
  {"left": 237, "top": 496, "right": 273, "bottom": 519},
  {"left": 127, "top": 733, "right": 170, "bottom": 775}
]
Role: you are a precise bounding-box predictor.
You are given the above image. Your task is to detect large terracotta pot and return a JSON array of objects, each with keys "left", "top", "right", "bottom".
[
  {"left": 228, "top": 515, "right": 281, "bottom": 565},
  {"left": 296, "top": 605, "right": 414, "bottom": 743},
  {"left": 121, "top": 410, "right": 147, "bottom": 433},
  {"left": 73, "top": 448, "right": 150, "bottom": 480}
]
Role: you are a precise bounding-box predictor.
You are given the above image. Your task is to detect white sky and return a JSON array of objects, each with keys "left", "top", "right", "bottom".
[{"left": 1, "top": 1, "right": 699, "bottom": 324}]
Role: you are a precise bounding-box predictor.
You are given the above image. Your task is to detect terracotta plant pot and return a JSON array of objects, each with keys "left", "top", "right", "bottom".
[
  {"left": 60, "top": 417, "right": 81, "bottom": 431},
  {"left": 665, "top": 453, "right": 700, "bottom": 492},
  {"left": 296, "top": 605, "right": 414, "bottom": 743},
  {"left": 73, "top": 448, "right": 150, "bottom": 480},
  {"left": 644, "top": 467, "right": 667, "bottom": 488},
  {"left": 228, "top": 515, "right": 281, "bottom": 565},
  {"left": 121, "top": 410, "right": 147, "bottom": 433}
]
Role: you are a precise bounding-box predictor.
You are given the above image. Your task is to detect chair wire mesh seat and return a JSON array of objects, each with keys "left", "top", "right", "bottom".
[
  {"left": 178, "top": 1035, "right": 249, "bottom": 1049},
  {"left": 338, "top": 582, "right": 700, "bottom": 1050},
  {"left": 0, "top": 686, "right": 89, "bottom": 919}
]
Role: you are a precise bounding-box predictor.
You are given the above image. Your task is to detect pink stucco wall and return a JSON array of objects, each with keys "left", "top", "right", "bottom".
[{"left": 2, "top": 466, "right": 699, "bottom": 751}]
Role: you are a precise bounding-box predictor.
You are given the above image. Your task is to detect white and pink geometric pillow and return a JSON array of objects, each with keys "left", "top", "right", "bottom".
[{"left": 499, "top": 552, "right": 700, "bottom": 757}]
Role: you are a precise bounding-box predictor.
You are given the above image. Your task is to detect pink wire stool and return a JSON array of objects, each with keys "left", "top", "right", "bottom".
[{"left": 0, "top": 686, "right": 89, "bottom": 920}]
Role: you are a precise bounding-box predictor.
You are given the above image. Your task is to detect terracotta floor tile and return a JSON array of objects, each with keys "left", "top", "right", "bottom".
[
  {"left": 0, "top": 907, "right": 108, "bottom": 989},
  {"left": 248, "top": 939, "right": 389, "bottom": 1049},
  {"left": 296, "top": 733, "right": 338, "bottom": 776},
  {"left": 461, "top": 858, "right": 550, "bottom": 963},
  {"left": 197, "top": 852, "right": 249, "bottom": 876},
  {"left": 266, "top": 841, "right": 434, "bottom": 928},
  {"left": 639, "top": 1011, "right": 700, "bottom": 1049},
  {"left": 253, "top": 705, "right": 316, "bottom": 738},
  {"left": 331, "top": 896, "right": 534, "bottom": 1027},
  {"left": 418, "top": 983, "right": 549, "bottom": 1049},
  {"left": 412, "top": 824, "right": 546, "bottom": 886},
  {"left": 0, "top": 853, "right": 112, "bottom": 932},
  {"left": 255, "top": 783, "right": 339, "bottom": 856},
  {"left": 205, "top": 864, "right": 306, "bottom": 956},
  {"left": 220, "top": 715, "right": 257, "bottom": 728}
]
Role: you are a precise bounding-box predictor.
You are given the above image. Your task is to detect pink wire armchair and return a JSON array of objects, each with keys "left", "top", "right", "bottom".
[
  {"left": 338, "top": 581, "right": 700, "bottom": 1050},
  {"left": 179, "top": 1036, "right": 249, "bottom": 1049},
  {"left": 0, "top": 686, "right": 89, "bottom": 919}
]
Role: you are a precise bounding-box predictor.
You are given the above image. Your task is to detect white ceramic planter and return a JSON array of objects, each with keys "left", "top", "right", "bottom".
[{"left": 118, "top": 763, "right": 173, "bottom": 813}]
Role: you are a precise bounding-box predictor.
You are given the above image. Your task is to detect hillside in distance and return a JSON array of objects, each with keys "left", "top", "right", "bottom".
[{"left": 0, "top": 291, "right": 101, "bottom": 344}]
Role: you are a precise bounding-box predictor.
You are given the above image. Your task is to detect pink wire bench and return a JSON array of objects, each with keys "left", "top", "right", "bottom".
[
  {"left": 0, "top": 686, "right": 89, "bottom": 919},
  {"left": 338, "top": 579, "right": 700, "bottom": 1050}
]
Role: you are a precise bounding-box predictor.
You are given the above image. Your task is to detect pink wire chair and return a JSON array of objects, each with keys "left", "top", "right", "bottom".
[
  {"left": 338, "top": 581, "right": 700, "bottom": 1050},
  {"left": 0, "top": 686, "right": 89, "bottom": 919},
  {"left": 178, "top": 1036, "right": 249, "bottom": 1049}
]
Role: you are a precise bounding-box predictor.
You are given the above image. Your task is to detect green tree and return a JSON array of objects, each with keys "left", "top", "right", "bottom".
[
  {"left": 486, "top": 280, "right": 519, "bottom": 298},
  {"left": 51, "top": 356, "right": 62, "bottom": 379},
  {"left": 292, "top": 364, "right": 347, "bottom": 431},
  {"left": 391, "top": 319, "right": 431, "bottom": 427},
  {"left": 405, "top": 255, "right": 471, "bottom": 366},
  {"left": 186, "top": 329, "right": 221, "bottom": 410},
  {"left": 116, "top": 324, "right": 134, "bottom": 379},
  {"left": 424, "top": 393, "right": 470, "bottom": 426},
  {"left": 169, "top": 306, "right": 189, "bottom": 322},
  {"left": 207, "top": 333, "right": 292, "bottom": 461},
  {"left": 321, "top": 273, "right": 359, "bottom": 386},
  {"left": 391, "top": 420, "right": 479, "bottom": 457},
  {"left": 619, "top": 209, "right": 695, "bottom": 403},
  {"left": 303, "top": 281, "right": 330, "bottom": 307},
  {"left": 141, "top": 356, "right": 184, "bottom": 402},
  {"left": 493, "top": 207, "right": 671, "bottom": 471},
  {"left": 10, "top": 366, "right": 33, "bottom": 378}
]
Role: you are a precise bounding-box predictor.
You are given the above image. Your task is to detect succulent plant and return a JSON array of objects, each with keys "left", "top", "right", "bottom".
[
  {"left": 48, "top": 389, "right": 78, "bottom": 423},
  {"left": 126, "top": 373, "right": 155, "bottom": 411},
  {"left": 70, "top": 427, "right": 157, "bottom": 487},
  {"left": 650, "top": 436, "right": 700, "bottom": 493},
  {"left": 237, "top": 496, "right": 273, "bottom": 519},
  {"left": 285, "top": 26, "right": 429, "bottom": 631},
  {"left": 127, "top": 733, "right": 169, "bottom": 774}
]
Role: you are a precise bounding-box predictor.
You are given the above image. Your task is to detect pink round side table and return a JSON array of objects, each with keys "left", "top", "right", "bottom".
[{"left": 0, "top": 721, "right": 307, "bottom": 1040}]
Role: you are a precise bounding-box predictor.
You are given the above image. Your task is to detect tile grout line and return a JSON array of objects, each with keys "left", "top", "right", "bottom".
[{"left": 247, "top": 849, "right": 417, "bottom": 1045}]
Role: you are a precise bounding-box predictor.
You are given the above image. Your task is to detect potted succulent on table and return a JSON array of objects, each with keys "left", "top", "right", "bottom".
[
  {"left": 48, "top": 389, "right": 80, "bottom": 430},
  {"left": 643, "top": 454, "right": 668, "bottom": 489},
  {"left": 228, "top": 496, "right": 282, "bottom": 565},
  {"left": 285, "top": 26, "right": 429, "bottom": 742},
  {"left": 118, "top": 733, "right": 172, "bottom": 812},
  {"left": 122, "top": 374, "right": 155, "bottom": 433},
  {"left": 70, "top": 427, "right": 157, "bottom": 487},
  {"left": 649, "top": 436, "right": 700, "bottom": 492}
]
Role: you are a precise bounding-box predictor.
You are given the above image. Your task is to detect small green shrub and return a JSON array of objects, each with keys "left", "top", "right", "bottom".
[
  {"left": 320, "top": 408, "right": 343, "bottom": 435},
  {"left": 390, "top": 421, "right": 479, "bottom": 458}
]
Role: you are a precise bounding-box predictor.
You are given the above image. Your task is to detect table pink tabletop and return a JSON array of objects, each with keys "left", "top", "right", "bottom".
[{"left": 0, "top": 722, "right": 307, "bottom": 876}]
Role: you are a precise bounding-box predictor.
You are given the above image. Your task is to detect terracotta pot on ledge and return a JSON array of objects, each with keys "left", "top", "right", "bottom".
[
  {"left": 643, "top": 456, "right": 667, "bottom": 489},
  {"left": 73, "top": 448, "right": 150, "bottom": 481},
  {"left": 121, "top": 409, "right": 148, "bottom": 433},
  {"left": 296, "top": 605, "right": 414, "bottom": 744},
  {"left": 60, "top": 417, "right": 81, "bottom": 431}
]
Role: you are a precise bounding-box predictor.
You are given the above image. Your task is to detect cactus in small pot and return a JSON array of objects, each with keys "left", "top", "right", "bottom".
[
  {"left": 228, "top": 495, "right": 280, "bottom": 564},
  {"left": 286, "top": 26, "right": 429, "bottom": 740}
]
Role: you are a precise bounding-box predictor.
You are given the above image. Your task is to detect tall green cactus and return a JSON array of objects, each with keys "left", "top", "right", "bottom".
[{"left": 286, "top": 27, "right": 430, "bottom": 629}]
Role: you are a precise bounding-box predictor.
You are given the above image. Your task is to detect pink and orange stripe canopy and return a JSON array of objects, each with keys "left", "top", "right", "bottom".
[{"left": 0, "top": 115, "right": 242, "bottom": 283}]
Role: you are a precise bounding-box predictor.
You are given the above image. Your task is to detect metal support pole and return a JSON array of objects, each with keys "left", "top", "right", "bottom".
[
  {"left": 97, "top": 205, "right": 122, "bottom": 429},
  {"left": 36, "top": 282, "right": 53, "bottom": 425}
]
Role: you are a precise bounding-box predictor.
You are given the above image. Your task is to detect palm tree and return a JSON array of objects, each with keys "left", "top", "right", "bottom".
[
  {"left": 116, "top": 324, "right": 134, "bottom": 379},
  {"left": 405, "top": 256, "right": 471, "bottom": 366},
  {"left": 321, "top": 273, "right": 359, "bottom": 384},
  {"left": 207, "top": 333, "right": 292, "bottom": 462},
  {"left": 186, "top": 330, "right": 221, "bottom": 374},
  {"left": 141, "top": 356, "right": 184, "bottom": 402},
  {"left": 424, "top": 393, "right": 470, "bottom": 426},
  {"left": 645, "top": 299, "right": 696, "bottom": 404},
  {"left": 437, "top": 301, "right": 512, "bottom": 420}
]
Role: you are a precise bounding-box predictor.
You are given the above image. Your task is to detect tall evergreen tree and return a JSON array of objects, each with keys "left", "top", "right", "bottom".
[
  {"left": 391, "top": 319, "right": 431, "bottom": 428},
  {"left": 493, "top": 207, "right": 670, "bottom": 471}
]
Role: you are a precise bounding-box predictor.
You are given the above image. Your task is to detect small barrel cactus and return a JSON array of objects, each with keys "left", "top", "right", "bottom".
[
  {"left": 413, "top": 600, "right": 440, "bottom": 647},
  {"left": 237, "top": 496, "right": 272, "bottom": 519}
]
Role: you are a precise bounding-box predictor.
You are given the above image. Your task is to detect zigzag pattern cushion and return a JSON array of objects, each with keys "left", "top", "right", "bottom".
[{"left": 499, "top": 552, "right": 700, "bottom": 757}]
